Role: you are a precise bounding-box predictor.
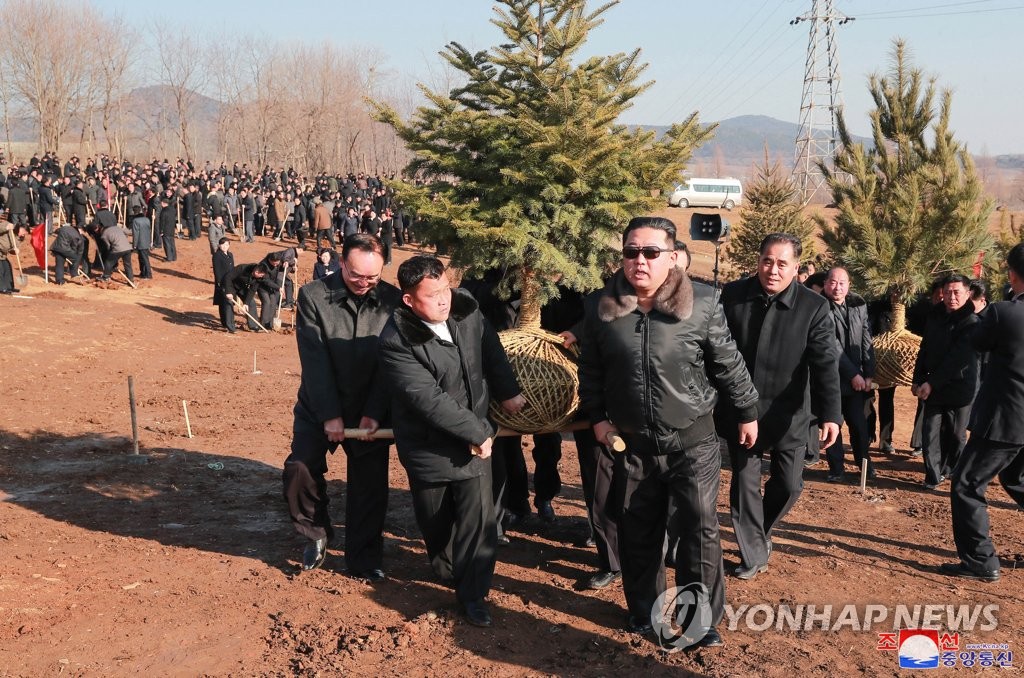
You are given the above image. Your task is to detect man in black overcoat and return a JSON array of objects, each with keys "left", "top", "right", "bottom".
[
  {"left": 378, "top": 255, "right": 525, "bottom": 628},
  {"left": 719, "top": 233, "right": 841, "bottom": 581},
  {"left": 944, "top": 243, "right": 1024, "bottom": 582},
  {"left": 821, "top": 267, "right": 877, "bottom": 482},
  {"left": 912, "top": 274, "right": 981, "bottom": 490},
  {"left": 283, "top": 234, "right": 401, "bottom": 579}
]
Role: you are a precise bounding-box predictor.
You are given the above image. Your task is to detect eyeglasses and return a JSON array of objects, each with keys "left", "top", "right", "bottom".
[
  {"left": 623, "top": 246, "right": 674, "bottom": 260},
  {"left": 346, "top": 272, "right": 380, "bottom": 283}
]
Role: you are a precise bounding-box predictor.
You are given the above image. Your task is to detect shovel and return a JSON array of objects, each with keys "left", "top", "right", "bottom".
[
  {"left": 272, "top": 267, "right": 286, "bottom": 331},
  {"left": 13, "top": 249, "right": 28, "bottom": 287}
]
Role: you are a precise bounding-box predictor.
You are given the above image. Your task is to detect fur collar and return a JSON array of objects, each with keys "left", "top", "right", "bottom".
[
  {"left": 393, "top": 287, "right": 479, "bottom": 345},
  {"left": 598, "top": 267, "right": 694, "bottom": 322}
]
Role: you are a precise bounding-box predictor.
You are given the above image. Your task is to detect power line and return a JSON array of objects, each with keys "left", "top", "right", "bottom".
[
  {"left": 650, "top": 0, "right": 782, "bottom": 121},
  {"left": 857, "top": 0, "right": 997, "bottom": 17},
  {"left": 857, "top": 4, "right": 1024, "bottom": 19}
]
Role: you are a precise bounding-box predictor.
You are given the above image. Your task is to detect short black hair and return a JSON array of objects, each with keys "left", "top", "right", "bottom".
[
  {"left": 398, "top": 255, "right": 445, "bottom": 292},
  {"left": 1007, "top": 242, "right": 1024, "bottom": 280},
  {"left": 968, "top": 279, "right": 987, "bottom": 301},
  {"left": 929, "top": 277, "right": 945, "bottom": 293},
  {"left": 674, "top": 240, "right": 691, "bottom": 270},
  {"left": 804, "top": 271, "right": 827, "bottom": 289},
  {"left": 941, "top": 273, "right": 970, "bottom": 288},
  {"left": 622, "top": 216, "right": 676, "bottom": 248},
  {"left": 341, "top": 233, "right": 384, "bottom": 261},
  {"left": 798, "top": 264, "right": 810, "bottom": 276},
  {"left": 759, "top": 233, "right": 803, "bottom": 259},
  {"left": 218, "top": 237, "right": 229, "bottom": 245}
]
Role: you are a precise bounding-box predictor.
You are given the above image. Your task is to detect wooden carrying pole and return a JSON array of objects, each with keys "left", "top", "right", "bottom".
[
  {"left": 342, "top": 423, "right": 626, "bottom": 452},
  {"left": 128, "top": 376, "right": 139, "bottom": 455}
]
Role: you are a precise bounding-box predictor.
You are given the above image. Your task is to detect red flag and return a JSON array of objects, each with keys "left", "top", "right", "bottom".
[
  {"left": 972, "top": 250, "right": 984, "bottom": 278},
  {"left": 31, "top": 224, "right": 46, "bottom": 267}
]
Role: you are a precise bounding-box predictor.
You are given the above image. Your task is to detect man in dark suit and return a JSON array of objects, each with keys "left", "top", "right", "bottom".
[
  {"left": 822, "top": 267, "right": 877, "bottom": 482},
  {"left": 283, "top": 234, "right": 402, "bottom": 578},
  {"left": 720, "top": 233, "right": 841, "bottom": 580},
  {"left": 378, "top": 255, "right": 524, "bottom": 628},
  {"left": 943, "top": 243, "right": 1024, "bottom": 582},
  {"left": 912, "top": 274, "right": 981, "bottom": 490}
]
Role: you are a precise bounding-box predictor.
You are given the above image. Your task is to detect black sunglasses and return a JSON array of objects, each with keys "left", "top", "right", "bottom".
[{"left": 623, "top": 245, "right": 674, "bottom": 260}]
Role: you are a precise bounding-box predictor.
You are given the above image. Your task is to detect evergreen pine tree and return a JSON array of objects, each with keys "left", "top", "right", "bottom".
[
  {"left": 726, "top": 155, "right": 816, "bottom": 277},
  {"left": 371, "top": 0, "right": 713, "bottom": 311},
  {"left": 819, "top": 40, "right": 992, "bottom": 322},
  {"left": 818, "top": 40, "right": 992, "bottom": 387}
]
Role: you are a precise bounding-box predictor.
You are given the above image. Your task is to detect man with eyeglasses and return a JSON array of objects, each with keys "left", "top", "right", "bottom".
[
  {"left": 283, "top": 233, "right": 402, "bottom": 579},
  {"left": 578, "top": 216, "right": 759, "bottom": 648},
  {"left": 719, "top": 233, "right": 841, "bottom": 582}
]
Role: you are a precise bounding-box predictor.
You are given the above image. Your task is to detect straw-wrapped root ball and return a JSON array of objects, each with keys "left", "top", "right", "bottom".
[
  {"left": 488, "top": 326, "right": 580, "bottom": 434},
  {"left": 872, "top": 329, "right": 921, "bottom": 389}
]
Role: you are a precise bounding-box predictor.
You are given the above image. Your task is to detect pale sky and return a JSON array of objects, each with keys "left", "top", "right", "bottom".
[{"left": 95, "top": 0, "right": 1024, "bottom": 154}]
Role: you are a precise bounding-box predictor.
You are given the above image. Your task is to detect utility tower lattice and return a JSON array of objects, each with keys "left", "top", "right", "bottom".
[{"left": 791, "top": 1, "right": 853, "bottom": 205}]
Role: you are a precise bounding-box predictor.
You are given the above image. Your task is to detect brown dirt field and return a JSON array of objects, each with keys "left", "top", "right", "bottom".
[{"left": 1, "top": 225, "right": 1022, "bottom": 677}]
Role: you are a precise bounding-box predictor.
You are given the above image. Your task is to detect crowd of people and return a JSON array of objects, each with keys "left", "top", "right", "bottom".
[
  {"left": 4, "top": 152, "right": 1021, "bottom": 651},
  {"left": 0, "top": 152, "right": 415, "bottom": 324},
  {"left": 282, "top": 216, "right": 1024, "bottom": 648}
]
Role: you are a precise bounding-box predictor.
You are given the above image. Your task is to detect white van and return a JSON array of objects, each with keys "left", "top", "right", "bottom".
[{"left": 668, "top": 177, "right": 743, "bottom": 210}]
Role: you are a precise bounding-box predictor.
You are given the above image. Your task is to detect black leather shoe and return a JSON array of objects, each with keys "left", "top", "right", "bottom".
[
  {"left": 351, "top": 567, "right": 386, "bottom": 582},
  {"left": 939, "top": 562, "right": 1000, "bottom": 582},
  {"left": 586, "top": 570, "right": 621, "bottom": 590},
  {"left": 537, "top": 501, "right": 555, "bottom": 523},
  {"left": 733, "top": 562, "right": 768, "bottom": 580},
  {"left": 463, "top": 600, "right": 492, "bottom": 627},
  {"left": 496, "top": 534, "right": 511, "bottom": 546},
  {"left": 826, "top": 473, "right": 844, "bottom": 483},
  {"left": 692, "top": 625, "right": 724, "bottom": 648},
  {"left": 302, "top": 537, "right": 327, "bottom": 571},
  {"left": 505, "top": 511, "right": 528, "bottom": 529},
  {"left": 626, "top": 614, "right": 653, "bottom": 635}
]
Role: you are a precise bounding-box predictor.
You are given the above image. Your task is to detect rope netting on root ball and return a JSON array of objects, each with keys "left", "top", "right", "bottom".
[
  {"left": 872, "top": 301, "right": 921, "bottom": 389},
  {"left": 488, "top": 270, "right": 580, "bottom": 434}
]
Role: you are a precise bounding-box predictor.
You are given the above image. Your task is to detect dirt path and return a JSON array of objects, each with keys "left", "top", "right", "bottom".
[{"left": 1, "top": 222, "right": 1021, "bottom": 676}]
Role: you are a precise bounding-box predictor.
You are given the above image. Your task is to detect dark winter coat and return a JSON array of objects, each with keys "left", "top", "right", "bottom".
[
  {"left": 130, "top": 216, "right": 152, "bottom": 250},
  {"left": 212, "top": 249, "right": 235, "bottom": 306},
  {"left": 578, "top": 267, "right": 759, "bottom": 448},
  {"left": 968, "top": 294, "right": 1024, "bottom": 444},
  {"left": 719, "top": 275, "right": 842, "bottom": 452},
  {"left": 377, "top": 288, "right": 521, "bottom": 483},
  {"left": 51, "top": 224, "right": 84, "bottom": 258},
  {"left": 293, "top": 273, "right": 403, "bottom": 445},
  {"left": 913, "top": 302, "right": 981, "bottom": 409},
  {"left": 826, "top": 292, "right": 876, "bottom": 396}
]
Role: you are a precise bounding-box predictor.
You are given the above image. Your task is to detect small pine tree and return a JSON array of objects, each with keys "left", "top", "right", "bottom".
[
  {"left": 371, "top": 0, "right": 714, "bottom": 313},
  {"left": 819, "top": 39, "right": 993, "bottom": 325},
  {"left": 726, "top": 156, "right": 816, "bottom": 277}
]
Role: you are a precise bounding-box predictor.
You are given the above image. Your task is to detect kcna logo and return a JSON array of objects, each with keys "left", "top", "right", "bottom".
[
  {"left": 877, "top": 630, "right": 1014, "bottom": 670},
  {"left": 651, "top": 583, "right": 712, "bottom": 651}
]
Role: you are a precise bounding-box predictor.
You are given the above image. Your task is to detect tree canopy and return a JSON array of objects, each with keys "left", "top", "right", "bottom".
[
  {"left": 372, "top": 0, "right": 713, "bottom": 304},
  {"left": 818, "top": 39, "right": 992, "bottom": 307}
]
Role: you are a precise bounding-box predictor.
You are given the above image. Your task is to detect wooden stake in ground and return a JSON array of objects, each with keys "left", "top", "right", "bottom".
[
  {"left": 181, "top": 400, "right": 193, "bottom": 438},
  {"left": 128, "top": 376, "right": 139, "bottom": 455},
  {"left": 252, "top": 349, "right": 261, "bottom": 375},
  {"left": 860, "top": 458, "right": 869, "bottom": 495}
]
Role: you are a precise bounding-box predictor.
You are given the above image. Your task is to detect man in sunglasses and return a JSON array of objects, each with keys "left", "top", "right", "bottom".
[
  {"left": 578, "top": 216, "right": 759, "bottom": 649},
  {"left": 718, "top": 233, "right": 841, "bottom": 581}
]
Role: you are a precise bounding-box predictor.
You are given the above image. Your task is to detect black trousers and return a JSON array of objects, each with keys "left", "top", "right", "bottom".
[
  {"left": 410, "top": 470, "right": 496, "bottom": 604},
  {"left": 951, "top": 438, "right": 1024, "bottom": 571},
  {"left": 0, "top": 258, "right": 12, "bottom": 291},
  {"left": 135, "top": 249, "right": 152, "bottom": 278},
  {"left": 282, "top": 425, "right": 390, "bottom": 572},
  {"left": 911, "top": 397, "right": 926, "bottom": 449},
  {"left": 827, "top": 391, "right": 874, "bottom": 475},
  {"left": 575, "top": 428, "right": 620, "bottom": 572},
  {"left": 162, "top": 234, "right": 177, "bottom": 261},
  {"left": 921, "top": 401, "right": 971, "bottom": 485},
  {"left": 729, "top": 442, "right": 805, "bottom": 569},
  {"left": 617, "top": 431, "right": 724, "bottom": 625},
  {"left": 502, "top": 432, "right": 562, "bottom": 512},
  {"left": 102, "top": 250, "right": 134, "bottom": 282},
  {"left": 53, "top": 252, "right": 84, "bottom": 283},
  {"left": 189, "top": 215, "right": 201, "bottom": 240},
  {"left": 491, "top": 437, "right": 527, "bottom": 538}
]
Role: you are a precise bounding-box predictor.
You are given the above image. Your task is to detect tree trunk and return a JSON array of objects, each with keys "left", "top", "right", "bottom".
[{"left": 516, "top": 267, "right": 542, "bottom": 331}]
